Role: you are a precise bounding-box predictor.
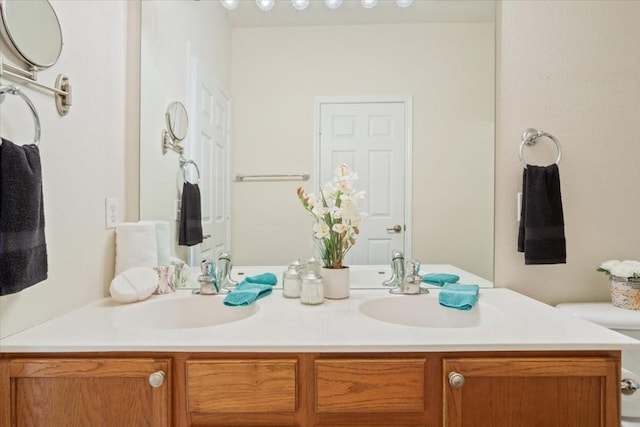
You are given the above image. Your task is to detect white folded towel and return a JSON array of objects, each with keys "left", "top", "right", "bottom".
[
  {"left": 110, "top": 267, "right": 158, "bottom": 303},
  {"left": 143, "top": 220, "right": 171, "bottom": 266},
  {"left": 115, "top": 222, "right": 158, "bottom": 276}
]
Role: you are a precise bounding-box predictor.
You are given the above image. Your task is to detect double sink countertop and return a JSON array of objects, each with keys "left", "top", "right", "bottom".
[{"left": 0, "top": 265, "right": 638, "bottom": 353}]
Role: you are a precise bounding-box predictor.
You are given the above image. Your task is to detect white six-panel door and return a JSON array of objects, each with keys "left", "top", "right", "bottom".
[
  {"left": 317, "top": 99, "right": 410, "bottom": 265},
  {"left": 188, "top": 54, "right": 230, "bottom": 265}
]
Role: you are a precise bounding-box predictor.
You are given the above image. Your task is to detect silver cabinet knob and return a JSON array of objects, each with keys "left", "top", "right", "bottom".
[
  {"left": 149, "top": 370, "right": 165, "bottom": 388},
  {"left": 386, "top": 225, "right": 402, "bottom": 233},
  {"left": 448, "top": 371, "right": 465, "bottom": 388}
]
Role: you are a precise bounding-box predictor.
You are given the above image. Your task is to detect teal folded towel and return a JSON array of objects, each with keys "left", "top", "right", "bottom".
[
  {"left": 422, "top": 273, "right": 460, "bottom": 286},
  {"left": 438, "top": 283, "right": 479, "bottom": 311},
  {"left": 243, "top": 272, "right": 277, "bottom": 285},
  {"left": 223, "top": 273, "right": 277, "bottom": 306}
]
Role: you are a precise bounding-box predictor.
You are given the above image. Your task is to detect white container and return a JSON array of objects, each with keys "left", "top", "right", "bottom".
[
  {"left": 300, "top": 272, "right": 324, "bottom": 305},
  {"left": 282, "top": 268, "right": 301, "bottom": 298}
]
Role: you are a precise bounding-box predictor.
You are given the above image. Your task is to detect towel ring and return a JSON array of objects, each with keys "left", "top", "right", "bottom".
[
  {"left": 0, "top": 85, "right": 41, "bottom": 144},
  {"left": 179, "top": 157, "right": 200, "bottom": 184},
  {"left": 519, "top": 128, "right": 561, "bottom": 169}
]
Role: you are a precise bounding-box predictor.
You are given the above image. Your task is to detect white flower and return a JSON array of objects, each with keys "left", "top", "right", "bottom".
[
  {"left": 600, "top": 260, "right": 620, "bottom": 272},
  {"left": 311, "top": 204, "right": 329, "bottom": 217},
  {"left": 313, "top": 221, "right": 330, "bottom": 239},
  {"left": 332, "top": 223, "right": 348, "bottom": 234},
  {"left": 606, "top": 260, "right": 640, "bottom": 279}
]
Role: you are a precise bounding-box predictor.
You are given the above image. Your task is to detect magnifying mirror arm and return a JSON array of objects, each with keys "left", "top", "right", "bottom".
[
  {"left": 162, "top": 129, "right": 184, "bottom": 155},
  {"left": 0, "top": 59, "right": 72, "bottom": 116}
]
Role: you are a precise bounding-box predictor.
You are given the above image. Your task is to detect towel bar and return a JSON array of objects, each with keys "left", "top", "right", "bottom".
[
  {"left": 519, "top": 128, "right": 561, "bottom": 169},
  {"left": 235, "top": 173, "right": 310, "bottom": 182},
  {"left": 0, "top": 84, "right": 41, "bottom": 144},
  {"left": 180, "top": 156, "right": 200, "bottom": 184}
]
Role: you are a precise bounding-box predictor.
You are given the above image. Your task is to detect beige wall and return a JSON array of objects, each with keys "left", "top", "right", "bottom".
[
  {"left": 231, "top": 23, "right": 495, "bottom": 280},
  {"left": 495, "top": 0, "right": 640, "bottom": 304},
  {"left": 0, "top": 1, "right": 138, "bottom": 338}
]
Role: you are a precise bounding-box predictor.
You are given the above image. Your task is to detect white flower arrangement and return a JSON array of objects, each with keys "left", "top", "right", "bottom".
[
  {"left": 297, "top": 164, "right": 366, "bottom": 269},
  {"left": 598, "top": 260, "right": 640, "bottom": 280}
]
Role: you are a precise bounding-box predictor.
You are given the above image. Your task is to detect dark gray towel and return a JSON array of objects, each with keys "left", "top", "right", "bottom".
[
  {"left": 517, "top": 164, "right": 566, "bottom": 264},
  {"left": 178, "top": 181, "right": 203, "bottom": 247},
  {"left": 0, "top": 138, "right": 48, "bottom": 295}
]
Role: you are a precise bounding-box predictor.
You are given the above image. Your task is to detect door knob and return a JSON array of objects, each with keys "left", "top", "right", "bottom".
[
  {"left": 203, "top": 234, "right": 212, "bottom": 240},
  {"left": 386, "top": 225, "right": 402, "bottom": 233},
  {"left": 448, "top": 371, "right": 465, "bottom": 388},
  {"left": 149, "top": 371, "right": 165, "bottom": 388}
]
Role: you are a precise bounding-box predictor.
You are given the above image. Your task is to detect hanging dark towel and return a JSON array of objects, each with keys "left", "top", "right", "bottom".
[
  {"left": 517, "top": 164, "right": 566, "bottom": 264},
  {"left": 178, "top": 181, "right": 203, "bottom": 246},
  {"left": 0, "top": 138, "right": 48, "bottom": 295}
]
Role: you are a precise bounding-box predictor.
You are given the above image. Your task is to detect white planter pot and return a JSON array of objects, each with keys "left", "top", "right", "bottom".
[{"left": 321, "top": 267, "right": 350, "bottom": 299}]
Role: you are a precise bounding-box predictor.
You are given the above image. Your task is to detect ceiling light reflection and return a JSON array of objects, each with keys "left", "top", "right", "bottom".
[
  {"left": 256, "top": 0, "right": 275, "bottom": 11},
  {"left": 291, "top": 0, "right": 310, "bottom": 11},
  {"left": 361, "top": 0, "right": 377, "bottom": 9},
  {"left": 324, "top": 0, "right": 343, "bottom": 10},
  {"left": 220, "top": 0, "right": 239, "bottom": 10}
]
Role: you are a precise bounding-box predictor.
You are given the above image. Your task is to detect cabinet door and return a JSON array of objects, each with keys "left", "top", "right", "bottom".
[
  {"left": 0, "top": 358, "right": 170, "bottom": 427},
  {"left": 443, "top": 357, "right": 619, "bottom": 427}
]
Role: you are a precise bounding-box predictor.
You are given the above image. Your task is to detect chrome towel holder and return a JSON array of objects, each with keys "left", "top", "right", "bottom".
[
  {"left": 179, "top": 156, "right": 200, "bottom": 184},
  {"left": 519, "top": 128, "right": 562, "bottom": 169},
  {"left": 0, "top": 84, "right": 41, "bottom": 144}
]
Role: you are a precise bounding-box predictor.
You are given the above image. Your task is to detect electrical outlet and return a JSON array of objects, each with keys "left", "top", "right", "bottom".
[
  {"left": 105, "top": 197, "right": 118, "bottom": 228},
  {"left": 174, "top": 199, "right": 181, "bottom": 221}
]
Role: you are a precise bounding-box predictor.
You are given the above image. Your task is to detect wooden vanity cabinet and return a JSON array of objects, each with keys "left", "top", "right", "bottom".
[
  {"left": 0, "top": 351, "right": 620, "bottom": 427},
  {"left": 0, "top": 358, "right": 171, "bottom": 427}
]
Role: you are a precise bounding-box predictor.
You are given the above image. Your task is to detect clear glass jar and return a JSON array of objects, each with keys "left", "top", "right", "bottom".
[
  {"left": 282, "top": 267, "right": 301, "bottom": 298},
  {"left": 300, "top": 271, "right": 324, "bottom": 305}
]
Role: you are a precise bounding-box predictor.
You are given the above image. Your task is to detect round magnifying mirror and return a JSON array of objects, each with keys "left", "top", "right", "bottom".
[
  {"left": 166, "top": 102, "right": 189, "bottom": 141},
  {"left": 0, "top": 0, "right": 63, "bottom": 69}
]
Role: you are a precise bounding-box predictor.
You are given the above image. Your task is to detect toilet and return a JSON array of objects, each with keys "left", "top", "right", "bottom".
[{"left": 556, "top": 303, "right": 640, "bottom": 427}]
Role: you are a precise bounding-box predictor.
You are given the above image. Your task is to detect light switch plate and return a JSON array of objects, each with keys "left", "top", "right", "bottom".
[{"left": 105, "top": 197, "right": 118, "bottom": 228}]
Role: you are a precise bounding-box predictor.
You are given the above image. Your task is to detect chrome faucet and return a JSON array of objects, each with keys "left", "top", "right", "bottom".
[
  {"left": 389, "top": 259, "right": 428, "bottom": 295},
  {"left": 216, "top": 252, "right": 238, "bottom": 290},
  {"left": 383, "top": 251, "right": 405, "bottom": 287},
  {"left": 193, "top": 259, "right": 223, "bottom": 295}
]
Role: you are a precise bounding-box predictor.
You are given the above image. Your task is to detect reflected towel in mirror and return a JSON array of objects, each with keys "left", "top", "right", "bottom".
[{"left": 178, "top": 182, "right": 203, "bottom": 246}]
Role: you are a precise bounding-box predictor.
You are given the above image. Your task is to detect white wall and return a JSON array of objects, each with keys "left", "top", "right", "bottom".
[
  {"left": 495, "top": 0, "right": 640, "bottom": 304},
  {"left": 139, "top": 1, "right": 231, "bottom": 262},
  {"left": 0, "top": 0, "right": 138, "bottom": 338},
  {"left": 231, "top": 23, "right": 495, "bottom": 280}
]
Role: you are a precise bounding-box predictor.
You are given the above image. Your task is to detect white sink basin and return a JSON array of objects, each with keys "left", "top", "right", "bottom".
[
  {"left": 359, "top": 295, "right": 503, "bottom": 328},
  {"left": 115, "top": 296, "right": 258, "bottom": 329}
]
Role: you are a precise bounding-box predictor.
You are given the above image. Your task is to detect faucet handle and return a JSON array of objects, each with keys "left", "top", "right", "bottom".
[
  {"left": 201, "top": 259, "right": 214, "bottom": 276},
  {"left": 405, "top": 260, "right": 420, "bottom": 277}
]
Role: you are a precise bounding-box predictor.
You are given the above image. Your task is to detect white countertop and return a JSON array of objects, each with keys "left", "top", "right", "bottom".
[{"left": 1, "top": 288, "right": 637, "bottom": 353}]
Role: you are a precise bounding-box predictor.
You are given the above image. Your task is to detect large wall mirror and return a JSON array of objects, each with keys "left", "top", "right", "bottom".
[{"left": 139, "top": 1, "right": 495, "bottom": 282}]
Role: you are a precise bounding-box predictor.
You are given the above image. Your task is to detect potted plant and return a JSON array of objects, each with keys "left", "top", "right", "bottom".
[
  {"left": 597, "top": 260, "right": 640, "bottom": 310},
  {"left": 297, "top": 164, "right": 366, "bottom": 299}
]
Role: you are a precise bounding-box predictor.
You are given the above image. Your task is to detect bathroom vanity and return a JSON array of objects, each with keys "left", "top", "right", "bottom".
[{"left": 1, "top": 287, "right": 636, "bottom": 427}]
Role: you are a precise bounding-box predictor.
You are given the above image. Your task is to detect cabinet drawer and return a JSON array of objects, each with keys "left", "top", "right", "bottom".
[
  {"left": 315, "top": 359, "right": 425, "bottom": 413},
  {"left": 186, "top": 359, "right": 297, "bottom": 413}
]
